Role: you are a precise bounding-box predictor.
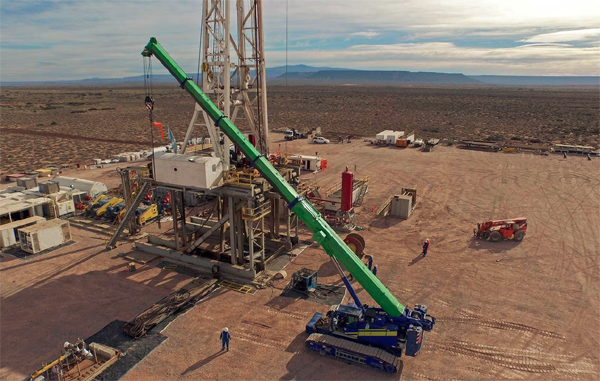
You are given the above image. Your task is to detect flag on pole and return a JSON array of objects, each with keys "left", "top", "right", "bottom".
[
  {"left": 167, "top": 125, "right": 175, "bottom": 142},
  {"left": 153, "top": 122, "right": 164, "bottom": 139},
  {"left": 168, "top": 125, "right": 177, "bottom": 153}
]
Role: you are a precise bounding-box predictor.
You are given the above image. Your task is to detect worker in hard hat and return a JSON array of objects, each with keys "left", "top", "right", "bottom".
[
  {"left": 220, "top": 327, "right": 231, "bottom": 351},
  {"left": 422, "top": 238, "right": 430, "bottom": 257}
]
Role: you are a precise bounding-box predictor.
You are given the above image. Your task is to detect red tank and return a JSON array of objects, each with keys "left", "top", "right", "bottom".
[{"left": 341, "top": 166, "right": 353, "bottom": 212}]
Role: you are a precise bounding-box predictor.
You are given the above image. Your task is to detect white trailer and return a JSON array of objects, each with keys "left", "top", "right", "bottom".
[
  {"left": 375, "top": 130, "right": 394, "bottom": 142},
  {"left": 385, "top": 131, "right": 404, "bottom": 145},
  {"left": 288, "top": 155, "right": 321, "bottom": 171},
  {"left": 0, "top": 216, "right": 46, "bottom": 248},
  {"left": 18, "top": 219, "right": 72, "bottom": 254},
  {"left": 53, "top": 176, "right": 108, "bottom": 197}
]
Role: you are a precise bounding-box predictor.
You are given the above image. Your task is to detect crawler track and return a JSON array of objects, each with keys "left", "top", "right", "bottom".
[{"left": 305, "top": 333, "right": 399, "bottom": 373}]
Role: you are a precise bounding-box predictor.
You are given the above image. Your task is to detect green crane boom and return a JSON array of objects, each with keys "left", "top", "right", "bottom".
[{"left": 142, "top": 37, "right": 405, "bottom": 316}]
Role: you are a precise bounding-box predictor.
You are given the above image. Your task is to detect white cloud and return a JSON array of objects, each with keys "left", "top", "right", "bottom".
[
  {"left": 349, "top": 31, "right": 380, "bottom": 38},
  {"left": 274, "top": 0, "right": 600, "bottom": 36},
  {"left": 521, "top": 28, "right": 600, "bottom": 43},
  {"left": 1, "top": 0, "right": 599, "bottom": 80},
  {"left": 269, "top": 42, "right": 600, "bottom": 76}
]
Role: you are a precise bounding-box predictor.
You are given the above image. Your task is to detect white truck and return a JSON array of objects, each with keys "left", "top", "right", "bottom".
[{"left": 284, "top": 128, "right": 307, "bottom": 140}]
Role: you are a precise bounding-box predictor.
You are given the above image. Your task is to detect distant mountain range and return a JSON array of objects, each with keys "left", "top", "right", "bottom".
[{"left": 2, "top": 64, "right": 598, "bottom": 86}]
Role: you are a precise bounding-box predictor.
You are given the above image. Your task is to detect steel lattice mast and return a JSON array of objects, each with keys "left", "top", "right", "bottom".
[{"left": 181, "top": 0, "right": 269, "bottom": 165}]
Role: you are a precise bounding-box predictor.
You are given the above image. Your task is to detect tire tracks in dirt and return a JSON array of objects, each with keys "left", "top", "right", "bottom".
[
  {"left": 430, "top": 309, "right": 596, "bottom": 377},
  {"left": 436, "top": 312, "right": 565, "bottom": 340}
]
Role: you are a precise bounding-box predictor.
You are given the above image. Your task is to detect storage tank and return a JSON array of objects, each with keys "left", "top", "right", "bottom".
[
  {"left": 341, "top": 166, "right": 353, "bottom": 212},
  {"left": 52, "top": 176, "right": 108, "bottom": 197}
]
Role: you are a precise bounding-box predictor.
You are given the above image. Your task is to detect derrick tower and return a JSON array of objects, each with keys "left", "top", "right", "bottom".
[{"left": 181, "top": 0, "right": 269, "bottom": 171}]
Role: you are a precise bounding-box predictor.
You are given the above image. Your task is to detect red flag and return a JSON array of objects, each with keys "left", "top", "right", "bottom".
[{"left": 153, "top": 122, "right": 164, "bottom": 139}]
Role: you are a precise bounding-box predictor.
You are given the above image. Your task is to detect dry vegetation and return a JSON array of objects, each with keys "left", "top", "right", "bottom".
[{"left": 1, "top": 84, "right": 598, "bottom": 174}]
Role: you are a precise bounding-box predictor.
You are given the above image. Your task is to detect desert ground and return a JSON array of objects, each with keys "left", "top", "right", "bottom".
[
  {"left": 1, "top": 85, "right": 598, "bottom": 175},
  {"left": 1, "top": 134, "right": 598, "bottom": 380}
]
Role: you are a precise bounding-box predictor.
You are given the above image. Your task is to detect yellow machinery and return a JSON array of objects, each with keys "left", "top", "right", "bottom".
[
  {"left": 96, "top": 197, "right": 124, "bottom": 217},
  {"left": 118, "top": 206, "right": 128, "bottom": 222},
  {"left": 86, "top": 194, "right": 108, "bottom": 212},
  {"left": 137, "top": 204, "right": 158, "bottom": 225}
]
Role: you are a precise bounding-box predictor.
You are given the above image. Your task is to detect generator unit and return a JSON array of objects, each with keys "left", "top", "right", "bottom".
[
  {"left": 18, "top": 219, "right": 72, "bottom": 254},
  {"left": 39, "top": 181, "right": 60, "bottom": 195},
  {"left": 0, "top": 216, "right": 46, "bottom": 248},
  {"left": 16, "top": 177, "right": 38, "bottom": 190},
  {"left": 291, "top": 268, "right": 318, "bottom": 293}
]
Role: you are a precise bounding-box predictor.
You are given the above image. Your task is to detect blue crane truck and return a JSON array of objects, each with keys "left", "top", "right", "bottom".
[{"left": 142, "top": 37, "right": 436, "bottom": 373}]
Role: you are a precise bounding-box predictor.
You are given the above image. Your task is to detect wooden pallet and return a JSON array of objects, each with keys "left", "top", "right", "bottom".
[{"left": 219, "top": 279, "right": 254, "bottom": 294}]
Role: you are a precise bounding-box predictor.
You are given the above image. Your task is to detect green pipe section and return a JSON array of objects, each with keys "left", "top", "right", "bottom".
[{"left": 142, "top": 37, "right": 405, "bottom": 316}]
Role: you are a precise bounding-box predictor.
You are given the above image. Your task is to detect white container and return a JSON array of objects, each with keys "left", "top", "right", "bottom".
[
  {"left": 390, "top": 195, "right": 412, "bottom": 219},
  {"left": 288, "top": 155, "right": 321, "bottom": 171},
  {"left": 18, "top": 219, "right": 72, "bottom": 254},
  {"left": 55, "top": 199, "right": 75, "bottom": 217},
  {"left": 154, "top": 153, "right": 222, "bottom": 190},
  {"left": 52, "top": 176, "right": 108, "bottom": 197},
  {"left": 385, "top": 131, "right": 404, "bottom": 144},
  {"left": 376, "top": 130, "right": 394, "bottom": 141},
  {"left": 0, "top": 216, "right": 46, "bottom": 248}
]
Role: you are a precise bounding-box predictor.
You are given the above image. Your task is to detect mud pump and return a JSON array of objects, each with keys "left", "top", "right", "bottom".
[{"left": 141, "top": 37, "right": 435, "bottom": 372}]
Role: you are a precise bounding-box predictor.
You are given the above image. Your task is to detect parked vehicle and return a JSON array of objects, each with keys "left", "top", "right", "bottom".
[
  {"left": 313, "top": 136, "right": 330, "bottom": 144},
  {"left": 284, "top": 128, "right": 307, "bottom": 140},
  {"left": 474, "top": 218, "right": 528, "bottom": 242}
]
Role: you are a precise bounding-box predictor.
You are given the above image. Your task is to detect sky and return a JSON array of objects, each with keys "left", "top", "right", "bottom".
[{"left": 1, "top": 0, "right": 599, "bottom": 81}]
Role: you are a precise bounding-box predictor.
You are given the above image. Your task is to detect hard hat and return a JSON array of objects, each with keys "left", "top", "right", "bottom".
[
  {"left": 425, "top": 238, "right": 430, "bottom": 242},
  {"left": 224, "top": 327, "right": 228, "bottom": 332}
]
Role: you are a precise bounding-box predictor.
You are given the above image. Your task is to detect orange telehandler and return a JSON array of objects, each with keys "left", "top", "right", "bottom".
[{"left": 474, "top": 217, "right": 527, "bottom": 242}]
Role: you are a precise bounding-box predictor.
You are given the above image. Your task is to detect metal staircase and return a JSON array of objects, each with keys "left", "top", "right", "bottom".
[{"left": 106, "top": 182, "right": 151, "bottom": 249}]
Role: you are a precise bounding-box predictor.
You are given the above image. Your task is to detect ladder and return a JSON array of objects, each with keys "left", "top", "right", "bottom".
[
  {"left": 106, "top": 182, "right": 150, "bottom": 249},
  {"left": 354, "top": 184, "right": 369, "bottom": 206},
  {"left": 47, "top": 202, "right": 56, "bottom": 219}
]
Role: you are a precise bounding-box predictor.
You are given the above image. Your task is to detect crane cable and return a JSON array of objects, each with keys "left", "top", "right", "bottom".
[
  {"left": 143, "top": 56, "right": 157, "bottom": 179},
  {"left": 285, "top": 0, "right": 288, "bottom": 87}
]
